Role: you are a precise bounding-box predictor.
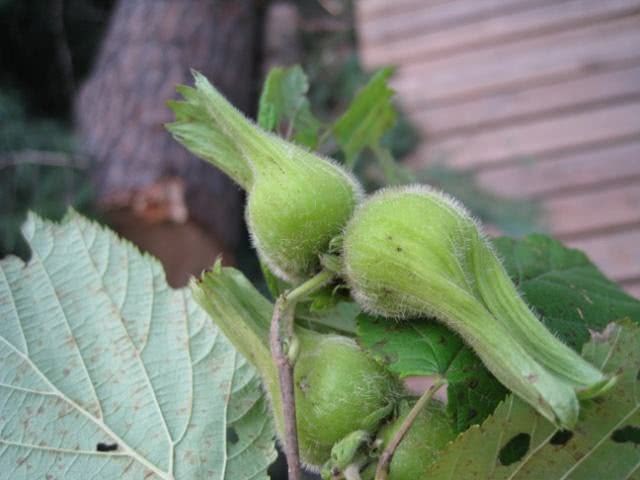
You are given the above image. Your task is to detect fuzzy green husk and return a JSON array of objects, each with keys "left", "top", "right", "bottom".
[
  {"left": 192, "top": 263, "right": 398, "bottom": 469},
  {"left": 294, "top": 330, "right": 397, "bottom": 466},
  {"left": 342, "top": 186, "right": 614, "bottom": 428},
  {"left": 168, "top": 72, "right": 362, "bottom": 282}
]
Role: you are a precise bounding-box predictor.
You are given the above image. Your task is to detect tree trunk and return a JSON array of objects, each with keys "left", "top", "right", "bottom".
[{"left": 75, "top": 0, "right": 258, "bottom": 286}]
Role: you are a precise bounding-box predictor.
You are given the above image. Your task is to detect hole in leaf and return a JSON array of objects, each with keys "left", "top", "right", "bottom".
[
  {"left": 636, "top": 368, "right": 640, "bottom": 381},
  {"left": 227, "top": 427, "right": 239, "bottom": 445},
  {"left": 467, "top": 408, "right": 478, "bottom": 422},
  {"left": 550, "top": 430, "right": 573, "bottom": 446},
  {"left": 611, "top": 426, "right": 640, "bottom": 445},
  {"left": 499, "top": 433, "right": 530, "bottom": 466},
  {"left": 96, "top": 442, "right": 118, "bottom": 452}
]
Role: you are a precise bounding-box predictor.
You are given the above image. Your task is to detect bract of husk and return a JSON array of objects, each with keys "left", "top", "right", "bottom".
[
  {"left": 342, "top": 186, "right": 614, "bottom": 429},
  {"left": 169, "top": 72, "right": 362, "bottom": 283},
  {"left": 192, "top": 264, "right": 398, "bottom": 470}
]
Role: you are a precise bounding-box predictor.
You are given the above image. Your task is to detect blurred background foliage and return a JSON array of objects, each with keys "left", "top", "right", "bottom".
[
  {"left": 0, "top": 90, "right": 93, "bottom": 257},
  {"left": 0, "top": 0, "right": 114, "bottom": 257},
  {"left": 0, "top": 0, "right": 539, "bottom": 263}
]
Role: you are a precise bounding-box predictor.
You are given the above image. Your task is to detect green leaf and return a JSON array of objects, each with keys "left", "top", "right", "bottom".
[
  {"left": 425, "top": 320, "right": 640, "bottom": 479},
  {"left": 298, "top": 300, "right": 361, "bottom": 336},
  {"left": 493, "top": 234, "right": 640, "bottom": 349},
  {"left": 357, "top": 315, "right": 506, "bottom": 432},
  {"left": 0, "top": 211, "right": 276, "bottom": 479},
  {"left": 332, "top": 67, "right": 397, "bottom": 168},
  {"left": 357, "top": 317, "right": 464, "bottom": 378},
  {"left": 357, "top": 234, "right": 640, "bottom": 432},
  {"left": 257, "top": 65, "right": 321, "bottom": 149},
  {"left": 259, "top": 258, "right": 290, "bottom": 300}
]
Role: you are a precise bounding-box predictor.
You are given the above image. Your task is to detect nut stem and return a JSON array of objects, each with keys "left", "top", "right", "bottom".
[
  {"left": 375, "top": 379, "right": 446, "bottom": 480},
  {"left": 270, "top": 270, "right": 335, "bottom": 480}
]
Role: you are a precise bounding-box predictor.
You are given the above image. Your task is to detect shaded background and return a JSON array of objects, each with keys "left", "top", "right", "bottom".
[{"left": 0, "top": 0, "right": 543, "bottom": 290}]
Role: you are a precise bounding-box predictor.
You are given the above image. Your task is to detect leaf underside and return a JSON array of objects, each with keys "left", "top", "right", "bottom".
[{"left": 0, "top": 211, "right": 276, "bottom": 479}]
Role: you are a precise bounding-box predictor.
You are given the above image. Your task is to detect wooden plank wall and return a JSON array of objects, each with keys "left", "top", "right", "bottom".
[{"left": 357, "top": 0, "right": 640, "bottom": 297}]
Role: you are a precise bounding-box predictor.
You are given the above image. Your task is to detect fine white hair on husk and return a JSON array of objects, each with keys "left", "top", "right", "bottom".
[
  {"left": 245, "top": 164, "right": 361, "bottom": 284},
  {"left": 347, "top": 183, "right": 492, "bottom": 240},
  {"left": 245, "top": 205, "right": 298, "bottom": 283},
  {"left": 200, "top": 69, "right": 364, "bottom": 284},
  {"left": 244, "top": 138, "right": 364, "bottom": 284},
  {"left": 254, "top": 124, "right": 365, "bottom": 204},
  {"left": 193, "top": 70, "right": 365, "bottom": 201},
  {"left": 353, "top": 185, "right": 555, "bottom": 333},
  {"left": 342, "top": 184, "right": 476, "bottom": 318},
  {"left": 341, "top": 183, "right": 530, "bottom": 328},
  {"left": 261, "top": 332, "right": 394, "bottom": 473}
]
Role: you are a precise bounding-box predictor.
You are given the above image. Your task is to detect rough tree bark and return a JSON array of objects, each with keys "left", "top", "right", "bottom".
[{"left": 76, "top": 0, "right": 258, "bottom": 286}]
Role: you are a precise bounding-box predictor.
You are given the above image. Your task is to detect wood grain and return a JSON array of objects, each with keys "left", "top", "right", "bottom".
[
  {"left": 359, "top": 0, "right": 551, "bottom": 44},
  {"left": 546, "top": 183, "right": 640, "bottom": 237},
  {"left": 356, "top": 0, "right": 447, "bottom": 21},
  {"left": 410, "top": 100, "right": 640, "bottom": 170},
  {"left": 392, "top": 15, "right": 640, "bottom": 105},
  {"left": 568, "top": 228, "right": 640, "bottom": 281},
  {"left": 410, "top": 63, "right": 640, "bottom": 136},
  {"left": 476, "top": 140, "right": 640, "bottom": 198},
  {"left": 361, "top": 0, "right": 640, "bottom": 65},
  {"left": 622, "top": 281, "right": 640, "bottom": 298}
]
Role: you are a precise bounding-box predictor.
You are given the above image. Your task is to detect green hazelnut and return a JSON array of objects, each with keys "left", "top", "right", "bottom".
[
  {"left": 376, "top": 401, "right": 455, "bottom": 480},
  {"left": 342, "top": 186, "right": 614, "bottom": 428},
  {"left": 192, "top": 263, "right": 397, "bottom": 470},
  {"left": 246, "top": 148, "right": 361, "bottom": 283},
  {"left": 293, "top": 330, "right": 397, "bottom": 468},
  {"left": 169, "top": 72, "right": 362, "bottom": 282}
]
